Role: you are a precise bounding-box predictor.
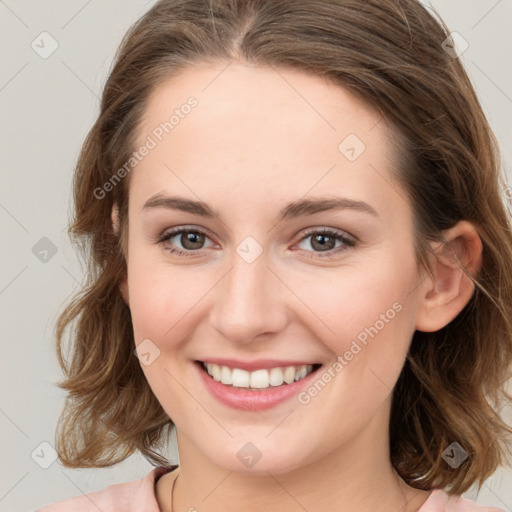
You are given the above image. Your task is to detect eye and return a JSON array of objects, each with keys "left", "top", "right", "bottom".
[
  {"left": 156, "top": 227, "right": 215, "bottom": 256},
  {"left": 294, "top": 228, "right": 356, "bottom": 258},
  {"left": 155, "top": 226, "right": 356, "bottom": 258}
]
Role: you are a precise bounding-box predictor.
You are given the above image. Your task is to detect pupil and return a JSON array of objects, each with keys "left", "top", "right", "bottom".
[
  {"left": 313, "top": 234, "right": 334, "bottom": 251},
  {"left": 183, "top": 232, "right": 203, "bottom": 249}
]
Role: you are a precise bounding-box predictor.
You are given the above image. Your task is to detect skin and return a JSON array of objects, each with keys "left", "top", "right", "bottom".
[{"left": 112, "top": 61, "right": 482, "bottom": 512}]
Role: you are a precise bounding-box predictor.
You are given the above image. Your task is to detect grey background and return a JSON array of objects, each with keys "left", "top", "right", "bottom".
[{"left": 1, "top": 1, "right": 511, "bottom": 511}]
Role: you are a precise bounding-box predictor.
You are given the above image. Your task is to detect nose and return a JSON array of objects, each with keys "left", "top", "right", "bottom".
[{"left": 209, "top": 246, "right": 289, "bottom": 344}]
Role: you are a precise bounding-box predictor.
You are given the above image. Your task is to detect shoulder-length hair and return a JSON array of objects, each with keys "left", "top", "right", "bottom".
[{"left": 54, "top": 0, "right": 512, "bottom": 494}]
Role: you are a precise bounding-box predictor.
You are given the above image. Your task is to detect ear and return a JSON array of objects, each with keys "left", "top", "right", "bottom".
[
  {"left": 112, "top": 203, "right": 130, "bottom": 306},
  {"left": 415, "top": 220, "right": 482, "bottom": 332}
]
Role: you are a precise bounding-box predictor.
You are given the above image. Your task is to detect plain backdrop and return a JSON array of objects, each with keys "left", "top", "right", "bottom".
[{"left": 1, "top": 1, "right": 511, "bottom": 511}]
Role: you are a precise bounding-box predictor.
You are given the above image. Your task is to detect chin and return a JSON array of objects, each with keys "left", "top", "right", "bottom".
[{"left": 204, "top": 441, "right": 313, "bottom": 476}]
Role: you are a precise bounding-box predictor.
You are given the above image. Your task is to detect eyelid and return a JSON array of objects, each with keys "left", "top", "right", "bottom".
[
  {"left": 297, "top": 226, "right": 357, "bottom": 243},
  {"left": 155, "top": 225, "right": 357, "bottom": 259},
  {"left": 292, "top": 227, "right": 356, "bottom": 258},
  {"left": 155, "top": 224, "right": 216, "bottom": 243},
  {"left": 154, "top": 225, "right": 355, "bottom": 244}
]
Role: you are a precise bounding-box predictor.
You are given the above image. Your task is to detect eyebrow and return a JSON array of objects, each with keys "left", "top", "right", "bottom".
[{"left": 141, "top": 193, "right": 378, "bottom": 222}]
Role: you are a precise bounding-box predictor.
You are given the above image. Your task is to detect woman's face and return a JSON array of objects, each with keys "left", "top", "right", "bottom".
[{"left": 121, "top": 61, "right": 426, "bottom": 474}]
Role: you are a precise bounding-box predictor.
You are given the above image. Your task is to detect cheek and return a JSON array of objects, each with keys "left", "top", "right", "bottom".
[
  {"left": 291, "top": 256, "right": 418, "bottom": 434},
  {"left": 295, "top": 253, "right": 417, "bottom": 356},
  {"left": 127, "top": 262, "right": 202, "bottom": 419},
  {"left": 126, "top": 248, "right": 201, "bottom": 342},
  {"left": 128, "top": 276, "right": 169, "bottom": 342}
]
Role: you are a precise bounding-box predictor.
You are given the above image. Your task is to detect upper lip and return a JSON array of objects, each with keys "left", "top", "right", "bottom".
[{"left": 198, "top": 358, "right": 320, "bottom": 372}]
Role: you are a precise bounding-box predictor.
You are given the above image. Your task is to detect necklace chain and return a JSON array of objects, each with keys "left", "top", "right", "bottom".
[
  {"left": 166, "top": 469, "right": 411, "bottom": 512},
  {"left": 169, "top": 471, "right": 178, "bottom": 512}
]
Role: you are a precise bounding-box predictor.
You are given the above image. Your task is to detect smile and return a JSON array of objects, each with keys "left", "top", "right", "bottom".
[{"left": 200, "top": 361, "right": 321, "bottom": 391}]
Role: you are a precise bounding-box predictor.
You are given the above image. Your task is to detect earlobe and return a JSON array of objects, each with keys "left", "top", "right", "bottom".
[{"left": 415, "top": 221, "right": 482, "bottom": 333}]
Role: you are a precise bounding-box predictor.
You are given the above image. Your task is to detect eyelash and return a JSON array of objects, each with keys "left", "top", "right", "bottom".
[{"left": 155, "top": 227, "right": 356, "bottom": 258}]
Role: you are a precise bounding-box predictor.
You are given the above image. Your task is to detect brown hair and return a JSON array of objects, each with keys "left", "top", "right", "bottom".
[{"left": 54, "top": 0, "right": 512, "bottom": 494}]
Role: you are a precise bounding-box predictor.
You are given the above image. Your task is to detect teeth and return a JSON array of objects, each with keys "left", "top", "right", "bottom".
[
  {"left": 210, "top": 363, "right": 221, "bottom": 382},
  {"left": 250, "top": 369, "right": 270, "bottom": 389},
  {"left": 220, "top": 365, "right": 232, "bottom": 385},
  {"left": 283, "top": 366, "right": 296, "bottom": 384},
  {"left": 269, "top": 367, "right": 284, "bottom": 386},
  {"left": 232, "top": 368, "right": 250, "bottom": 387},
  {"left": 203, "top": 363, "right": 315, "bottom": 390}
]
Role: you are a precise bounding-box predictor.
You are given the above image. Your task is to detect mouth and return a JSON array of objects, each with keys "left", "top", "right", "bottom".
[{"left": 195, "top": 360, "right": 323, "bottom": 391}]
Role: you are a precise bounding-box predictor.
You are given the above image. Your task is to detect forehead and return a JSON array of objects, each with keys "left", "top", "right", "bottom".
[
  {"left": 129, "top": 61, "right": 403, "bottom": 218},
  {"left": 136, "top": 61, "right": 385, "bottom": 145}
]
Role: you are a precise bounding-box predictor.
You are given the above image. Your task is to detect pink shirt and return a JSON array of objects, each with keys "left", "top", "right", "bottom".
[{"left": 35, "top": 465, "right": 506, "bottom": 511}]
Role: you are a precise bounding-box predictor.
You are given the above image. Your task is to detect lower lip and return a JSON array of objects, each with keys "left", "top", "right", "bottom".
[{"left": 195, "top": 361, "right": 321, "bottom": 411}]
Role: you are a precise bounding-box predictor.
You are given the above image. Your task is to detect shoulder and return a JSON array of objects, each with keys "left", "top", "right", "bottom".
[
  {"left": 35, "top": 465, "right": 177, "bottom": 512},
  {"left": 418, "top": 489, "right": 506, "bottom": 512}
]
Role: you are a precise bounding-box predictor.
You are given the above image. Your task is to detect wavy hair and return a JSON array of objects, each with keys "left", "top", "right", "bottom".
[{"left": 54, "top": 0, "right": 512, "bottom": 494}]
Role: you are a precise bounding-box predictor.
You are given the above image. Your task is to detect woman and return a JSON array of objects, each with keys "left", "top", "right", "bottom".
[{"left": 37, "top": 0, "right": 512, "bottom": 510}]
